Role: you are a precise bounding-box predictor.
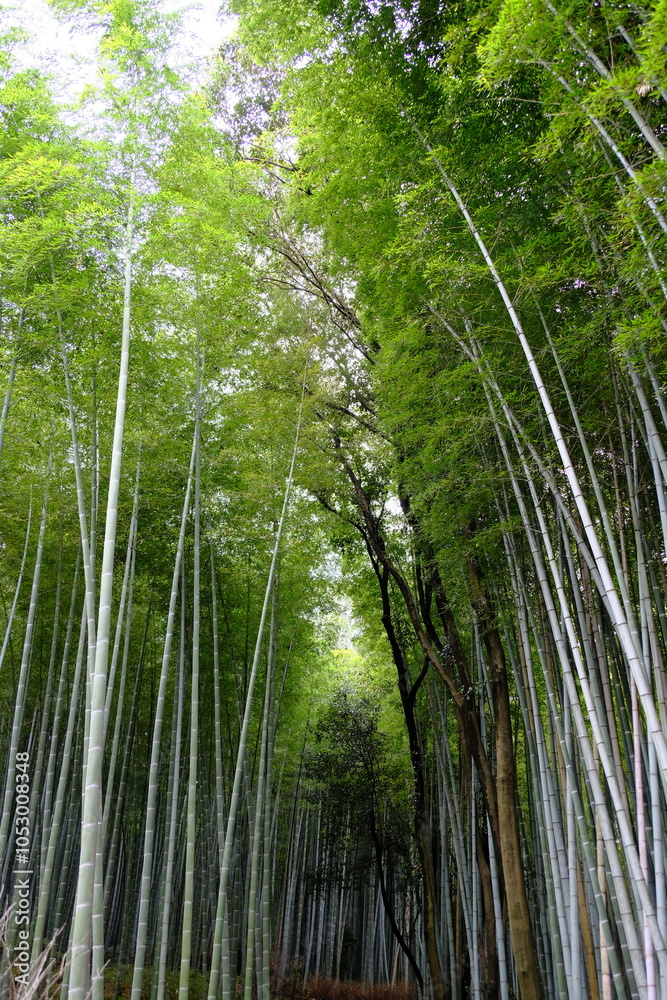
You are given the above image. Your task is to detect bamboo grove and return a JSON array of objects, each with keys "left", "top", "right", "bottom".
[{"left": 3, "top": 0, "right": 667, "bottom": 998}]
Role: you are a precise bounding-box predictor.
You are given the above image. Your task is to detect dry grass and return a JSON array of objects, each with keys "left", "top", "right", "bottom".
[
  {"left": 0, "top": 910, "right": 62, "bottom": 1000},
  {"left": 305, "top": 974, "right": 413, "bottom": 1000}
]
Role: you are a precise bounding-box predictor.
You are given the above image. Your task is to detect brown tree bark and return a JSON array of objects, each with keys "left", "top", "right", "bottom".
[
  {"left": 328, "top": 439, "right": 543, "bottom": 1000},
  {"left": 467, "top": 549, "right": 543, "bottom": 1000},
  {"left": 373, "top": 558, "right": 448, "bottom": 1000},
  {"left": 477, "top": 825, "right": 499, "bottom": 997}
]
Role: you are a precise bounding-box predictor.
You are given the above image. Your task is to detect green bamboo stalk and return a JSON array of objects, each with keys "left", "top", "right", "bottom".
[
  {"left": 0, "top": 310, "right": 21, "bottom": 460},
  {"left": 41, "top": 548, "right": 81, "bottom": 870},
  {"left": 208, "top": 371, "right": 307, "bottom": 1000},
  {"left": 210, "top": 536, "right": 226, "bottom": 867},
  {"left": 421, "top": 135, "right": 667, "bottom": 796},
  {"left": 157, "top": 559, "right": 188, "bottom": 999},
  {"left": 26, "top": 536, "right": 63, "bottom": 882},
  {"left": 243, "top": 592, "right": 275, "bottom": 1000},
  {"left": 69, "top": 162, "right": 136, "bottom": 1000},
  {"left": 103, "top": 609, "right": 149, "bottom": 917},
  {"left": 261, "top": 594, "right": 279, "bottom": 1000},
  {"left": 0, "top": 463, "right": 51, "bottom": 877},
  {"left": 131, "top": 433, "right": 196, "bottom": 999},
  {"left": 101, "top": 526, "right": 137, "bottom": 859},
  {"left": 488, "top": 394, "right": 652, "bottom": 988},
  {"left": 31, "top": 603, "right": 87, "bottom": 961},
  {"left": 0, "top": 500, "right": 32, "bottom": 677},
  {"left": 154, "top": 574, "right": 185, "bottom": 1000},
  {"left": 178, "top": 328, "right": 202, "bottom": 1000},
  {"left": 104, "top": 457, "right": 140, "bottom": 736}
]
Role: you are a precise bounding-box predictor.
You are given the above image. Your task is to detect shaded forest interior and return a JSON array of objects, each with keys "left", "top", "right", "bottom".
[{"left": 2, "top": 0, "right": 667, "bottom": 999}]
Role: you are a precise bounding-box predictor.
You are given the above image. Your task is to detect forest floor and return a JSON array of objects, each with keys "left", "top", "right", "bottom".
[{"left": 102, "top": 968, "right": 413, "bottom": 1000}]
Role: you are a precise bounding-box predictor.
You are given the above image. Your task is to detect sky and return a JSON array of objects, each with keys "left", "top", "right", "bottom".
[{"left": 5, "top": 0, "right": 237, "bottom": 98}]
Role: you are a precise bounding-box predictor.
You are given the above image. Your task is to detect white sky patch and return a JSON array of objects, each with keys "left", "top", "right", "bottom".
[{"left": 5, "top": 0, "right": 237, "bottom": 98}]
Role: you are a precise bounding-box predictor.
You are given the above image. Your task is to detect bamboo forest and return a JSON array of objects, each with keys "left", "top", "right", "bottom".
[{"left": 6, "top": 0, "right": 667, "bottom": 998}]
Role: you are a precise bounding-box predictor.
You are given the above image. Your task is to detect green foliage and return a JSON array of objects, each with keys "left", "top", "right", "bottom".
[
  {"left": 305, "top": 685, "right": 412, "bottom": 888},
  {"left": 4, "top": 0, "right": 667, "bottom": 994}
]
